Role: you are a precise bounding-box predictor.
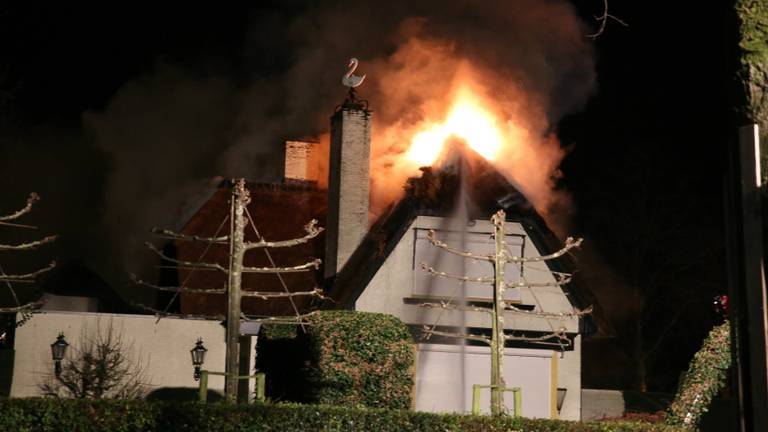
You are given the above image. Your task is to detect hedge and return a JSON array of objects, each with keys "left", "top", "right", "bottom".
[
  {"left": 0, "top": 398, "right": 690, "bottom": 432},
  {"left": 258, "top": 310, "right": 415, "bottom": 409},
  {"left": 666, "top": 321, "right": 731, "bottom": 429}
]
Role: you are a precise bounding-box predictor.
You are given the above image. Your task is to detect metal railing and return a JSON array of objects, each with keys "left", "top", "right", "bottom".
[
  {"left": 471, "top": 384, "right": 522, "bottom": 416},
  {"left": 198, "top": 370, "right": 265, "bottom": 403}
]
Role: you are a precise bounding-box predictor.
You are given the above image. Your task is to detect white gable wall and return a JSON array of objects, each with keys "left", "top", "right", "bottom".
[{"left": 355, "top": 215, "right": 582, "bottom": 420}]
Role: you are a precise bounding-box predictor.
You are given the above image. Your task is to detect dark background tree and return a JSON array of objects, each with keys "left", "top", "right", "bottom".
[
  {"left": 559, "top": 1, "right": 731, "bottom": 392},
  {"left": 572, "top": 146, "right": 724, "bottom": 392}
]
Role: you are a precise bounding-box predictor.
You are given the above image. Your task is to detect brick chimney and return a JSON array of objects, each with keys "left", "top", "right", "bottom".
[
  {"left": 325, "top": 103, "right": 372, "bottom": 279},
  {"left": 284, "top": 140, "right": 321, "bottom": 185}
]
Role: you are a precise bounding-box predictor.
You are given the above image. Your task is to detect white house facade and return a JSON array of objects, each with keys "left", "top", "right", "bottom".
[{"left": 349, "top": 215, "right": 583, "bottom": 420}]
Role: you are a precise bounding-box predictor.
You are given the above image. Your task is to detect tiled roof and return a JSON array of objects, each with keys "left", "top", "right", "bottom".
[{"left": 171, "top": 180, "right": 327, "bottom": 317}]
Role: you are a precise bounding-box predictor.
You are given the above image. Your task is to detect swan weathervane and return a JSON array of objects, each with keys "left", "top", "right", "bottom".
[{"left": 342, "top": 58, "right": 366, "bottom": 88}]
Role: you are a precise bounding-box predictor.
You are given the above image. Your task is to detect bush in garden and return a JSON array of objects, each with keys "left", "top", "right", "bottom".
[
  {"left": 665, "top": 321, "right": 731, "bottom": 429},
  {"left": 258, "top": 310, "right": 415, "bottom": 409}
]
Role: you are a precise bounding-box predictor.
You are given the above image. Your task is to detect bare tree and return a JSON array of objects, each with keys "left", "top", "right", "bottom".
[
  {"left": 419, "top": 209, "right": 587, "bottom": 415},
  {"left": 586, "top": 0, "right": 628, "bottom": 39},
  {"left": 133, "top": 178, "right": 326, "bottom": 403},
  {"left": 578, "top": 149, "right": 723, "bottom": 392},
  {"left": 1, "top": 192, "right": 56, "bottom": 314},
  {"left": 39, "top": 321, "right": 151, "bottom": 399}
]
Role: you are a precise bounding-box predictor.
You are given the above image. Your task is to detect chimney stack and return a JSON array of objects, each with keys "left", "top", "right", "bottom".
[
  {"left": 325, "top": 102, "right": 372, "bottom": 279},
  {"left": 284, "top": 140, "right": 321, "bottom": 185}
]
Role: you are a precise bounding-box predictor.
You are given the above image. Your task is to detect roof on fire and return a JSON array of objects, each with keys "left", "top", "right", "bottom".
[
  {"left": 324, "top": 147, "right": 604, "bottom": 336},
  {"left": 165, "top": 148, "right": 606, "bottom": 336}
]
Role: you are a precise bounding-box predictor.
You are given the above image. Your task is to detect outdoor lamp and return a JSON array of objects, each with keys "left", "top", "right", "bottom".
[
  {"left": 556, "top": 387, "right": 568, "bottom": 414},
  {"left": 50, "top": 333, "right": 69, "bottom": 377},
  {"left": 190, "top": 337, "right": 207, "bottom": 381}
]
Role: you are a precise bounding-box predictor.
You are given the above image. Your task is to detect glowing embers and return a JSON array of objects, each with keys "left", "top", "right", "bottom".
[{"left": 406, "top": 86, "right": 503, "bottom": 166}]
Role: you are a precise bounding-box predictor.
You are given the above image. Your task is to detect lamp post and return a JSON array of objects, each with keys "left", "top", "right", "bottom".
[
  {"left": 50, "top": 333, "right": 69, "bottom": 377},
  {"left": 190, "top": 338, "right": 207, "bottom": 381}
]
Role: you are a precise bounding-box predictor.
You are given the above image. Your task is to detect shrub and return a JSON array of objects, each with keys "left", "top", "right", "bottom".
[
  {"left": 666, "top": 321, "right": 731, "bottom": 429},
  {"left": 39, "top": 321, "right": 150, "bottom": 399},
  {"left": 258, "top": 310, "right": 415, "bottom": 409},
  {"left": 0, "top": 398, "right": 691, "bottom": 432}
]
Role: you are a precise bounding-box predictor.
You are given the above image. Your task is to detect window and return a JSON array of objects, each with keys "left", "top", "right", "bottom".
[{"left": 413, "top": 229, "right": 524, "bottom": 301}]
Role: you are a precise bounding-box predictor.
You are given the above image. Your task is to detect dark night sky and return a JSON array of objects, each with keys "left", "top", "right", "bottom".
[{"left": 0, "top": 2, "right": 734, "bottom": 392}]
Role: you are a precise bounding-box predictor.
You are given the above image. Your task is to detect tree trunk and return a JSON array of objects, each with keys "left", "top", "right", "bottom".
[
  {"left": 733, "top": 4, "right": 768, "bottom": 431},
  {"left": 490, "top": 212, "right": 507, "bottom": 415},
  {"left": 736, "top": 1, "right": 768, "bottom": 176},
  {"left": 225, "top": 179, "right": 249, "bottom": 403}
]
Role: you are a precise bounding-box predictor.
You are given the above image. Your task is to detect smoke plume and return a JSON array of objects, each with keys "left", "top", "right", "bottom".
[{"left": 19, "top": 0, "right": 595, "bottom": 288}]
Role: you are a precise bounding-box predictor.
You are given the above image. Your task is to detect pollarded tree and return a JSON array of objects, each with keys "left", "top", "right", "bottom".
[
  {"left": 0, "top": 192, "right": 56, "bottom": 314},
  {"left": 419, "top": 209, "right": 588, "bottom": 415},
  {"left": 132, "top": 178, "right": 326, "bottom": 403}
]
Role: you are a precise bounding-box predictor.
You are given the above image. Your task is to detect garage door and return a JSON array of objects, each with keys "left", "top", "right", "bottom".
[{"left": 415, "top": 343, "right": 553, "bottom": 418}]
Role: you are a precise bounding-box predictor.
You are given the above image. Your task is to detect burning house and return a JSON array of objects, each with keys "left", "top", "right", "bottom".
[{"left": 164, "top": 82, "right": 596, "bottom": 419}]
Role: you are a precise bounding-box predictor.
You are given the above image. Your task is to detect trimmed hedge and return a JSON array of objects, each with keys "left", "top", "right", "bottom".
[
  {"left": 666, "top": 321, "right": 731, "bottom": 429},
  {"left": 258, "top": 310, "right": 415, "bottom": 409},
  {"left": 0, "top": 398, "right": 690, "bottom": 432}
]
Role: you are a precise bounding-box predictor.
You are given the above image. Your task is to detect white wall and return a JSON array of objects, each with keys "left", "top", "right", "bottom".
[
  {"left": 415, "top": 344, "right": 553, "bottom": 417},
  {"left": 356, "top": 216, "right": 579, "bottom": 333},
  {"left": 10, "top": 311, "right": 229, "bottom": 398},
  {"left": 556, "top": 335, "right": 581, "bottom": 420},
  {"left": 356, "top": 215, "right": 583, "bottom": 420}
]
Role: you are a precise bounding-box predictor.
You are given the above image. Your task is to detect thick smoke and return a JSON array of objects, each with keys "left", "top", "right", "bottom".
[{"left": 81, "top": 0, "right": 594, "bottom": 286}]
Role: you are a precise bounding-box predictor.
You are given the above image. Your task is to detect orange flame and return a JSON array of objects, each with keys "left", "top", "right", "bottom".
[
  {"left": 368, "top": 46, "right": 570, "bottom": 231},
  {"left": 405, "top": 86, "right": 503, "bottom": 166}
]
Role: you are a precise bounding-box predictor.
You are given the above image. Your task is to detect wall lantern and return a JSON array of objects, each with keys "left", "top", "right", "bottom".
[
  {"left": 190, "top": 337, "right": 207, "bottom": 381},
  {"left": 50, "top": 333, "right": 69, "bottom": 377},
  {"left": 556, "top": 387, "right": 568, "bottom": 414}
]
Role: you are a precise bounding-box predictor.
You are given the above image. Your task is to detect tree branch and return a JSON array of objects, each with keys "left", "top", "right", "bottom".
[
  {"left": 0, "top": 300, "right": 43, "bottom": 313},
  {"left": 244, "top": 219, "right": 324, "bottom": 250},
  {"left": 426, "top": 230, "right": 493, "bottom": 262},
  {"left": 151, "top": 228, "right": 228, "bottom": 244},
  {"left": 241, "top": 310, "right": 321, "bottom": 324},
  {"left": 506, "top": 237, "right": 582, "bottom": 263},
  {"left": 0, "top": 260, "right": 56, "bottom": 282},
  {"left": 241, "top": 258, "right": 321, "bottom": 274},
  {"left": 586, "top": 0, "right": 629, "bottom": 39},
  {"left": 144, "top": 242, "right": 228, "bottom": 272},
  {"left": 0, "top": 235, "right": 57, "bottom": 251},
  {"left": 416, "top": 298, "right": 591, "bottom": 319},
  {"left": 417, "top": 301, "right": 493, "bottom": 314},
  {"left": 505, "top": 304, "right": 593, "bottom": 318},
  {"left": 642, "top": 300, "right": 696, "bottom": 362},
  {"left": 129, "top": 274, "right": 226, "bottom": 294},
  {"left": 240, "top": 287, "right": 329, "bottom": 301},
  {"left": 421, "top": 326, "right": 492, "bottom": 345},
  {"left": 419, "top": 262, "right": 494, "bottom": 283},
  {"left": 131, "top": 302, "right": 225, "bottom": 321},
  {"left": 0, "top": 192, "right": 39, "bottom": 222},
  {"left": 505, "top": 328, "right": 570, "bottom": 344},
  {"left": 505, "top": 274, "right": 572, "bottom": 288}
]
